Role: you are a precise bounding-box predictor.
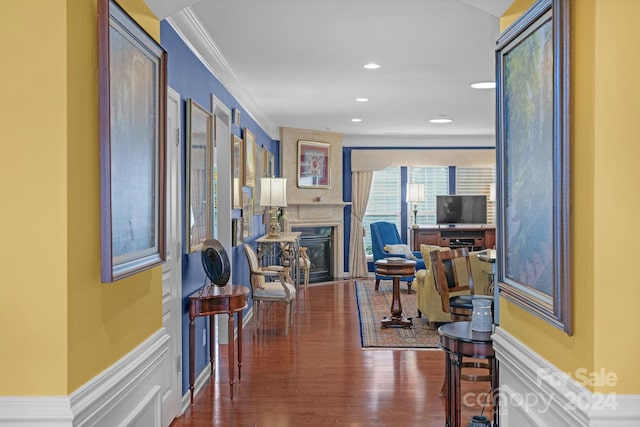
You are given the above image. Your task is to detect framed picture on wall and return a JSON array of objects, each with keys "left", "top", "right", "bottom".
[
  {"left": 495, "top": 0, "right": 572, "bottom": 334},
  {"left": 244, "top": 128, "right": 256, "bottom": 187},
  {"left": 231, "top": 218, "right": 242, "bottom": 246},
  {"left": 267, "top": 151, "right": 275, "bottom": 178},
  {"left": 232, "top": 134, "right": 243, "bottom": 209},
  {"left": 185, "top": 99, "right": 213, "bottom": 253},
  {"left": 254, "top": 145, "right": 264, "bottom": 212},
  {"left": 97, "top": 0, "right": 167, "bottom": 282},
  {"left": 262, "top": 146, "right": 269, "bottom": 178},
  {"left": 242, "top": 189, "right": 252, "bottom": 239},
  {"left": 232, "top": 107, "right": 241, "bottom": 126},
  {"left": 297, "top": 140, "right": 330, "bottom": 188}
]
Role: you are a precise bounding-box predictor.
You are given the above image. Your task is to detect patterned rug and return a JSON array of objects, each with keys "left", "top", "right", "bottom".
[{"left": 355, "top": 280, "right": 441, "bottom": 349}]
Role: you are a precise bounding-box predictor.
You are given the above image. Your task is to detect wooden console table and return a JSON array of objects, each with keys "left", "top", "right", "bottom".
[
  {"left": 409, "top": 225, "right": 495, "bottom": 252},
  {"left": 189, "top": 284, "right": 249, "bottom": 404},
  {"left": 438, "top": 321, "right": 499, "bottom": 427}
]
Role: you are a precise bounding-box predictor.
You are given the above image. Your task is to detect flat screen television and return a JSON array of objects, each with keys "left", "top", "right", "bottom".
[{"left": 436, "top": 195, "right": 487, "bottom": 225}]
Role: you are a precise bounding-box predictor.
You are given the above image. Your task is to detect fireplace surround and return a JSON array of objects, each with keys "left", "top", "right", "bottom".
[{"left": 283, "top": 203, "right": 347, "bottom": 282}]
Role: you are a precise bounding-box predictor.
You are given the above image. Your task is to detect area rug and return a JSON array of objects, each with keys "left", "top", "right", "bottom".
[{"left": 355, "top": 280, "right": 441, "bottom": 349}]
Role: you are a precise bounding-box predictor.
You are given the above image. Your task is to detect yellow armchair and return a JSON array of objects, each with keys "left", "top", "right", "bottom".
[{"left": 413, "top": 245, "right": 491, "bottom": 329}]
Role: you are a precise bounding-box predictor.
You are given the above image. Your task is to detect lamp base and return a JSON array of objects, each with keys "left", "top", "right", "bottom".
[{"left": 267, "top": 208, "right": 281, "bottom": 238}]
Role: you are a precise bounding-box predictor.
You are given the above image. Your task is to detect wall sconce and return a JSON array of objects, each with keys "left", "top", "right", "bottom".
[
  {"left": 260, "top": 177, "right": 287, "bottom": 238},
  {"left": 407, "top": 183, "right": 425, "bottom": 228}
]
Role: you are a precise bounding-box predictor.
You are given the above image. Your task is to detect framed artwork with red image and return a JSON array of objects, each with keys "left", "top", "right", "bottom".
[{"left": 297, "top": 140, "right": 330, "bottom": 188}]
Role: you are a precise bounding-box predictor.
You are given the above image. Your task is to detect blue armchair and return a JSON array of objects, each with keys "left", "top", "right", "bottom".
[{"left": 370, "top": 221, "right": 425, "bottom": 292}]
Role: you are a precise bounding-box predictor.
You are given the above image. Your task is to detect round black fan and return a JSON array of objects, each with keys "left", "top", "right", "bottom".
[{"left": 201, "top": 238, "right": 231, "bottom": 287}]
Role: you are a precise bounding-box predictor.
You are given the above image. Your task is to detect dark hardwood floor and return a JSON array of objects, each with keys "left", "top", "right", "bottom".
[{"left": 170, "top": 280, "right": 492, "bottom": 426}]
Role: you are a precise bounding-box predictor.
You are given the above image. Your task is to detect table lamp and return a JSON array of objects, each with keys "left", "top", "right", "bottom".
[
  {"left": 260, "top": 177, "right": 287, "bottom": 238},
  {"left": 407, "top": 183, "right": 425, "bottom": 228}
]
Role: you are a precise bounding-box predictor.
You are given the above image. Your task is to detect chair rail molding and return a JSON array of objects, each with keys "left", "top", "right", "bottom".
[{"left": 492, "top": 327, "right": 640, "bottom": 427}]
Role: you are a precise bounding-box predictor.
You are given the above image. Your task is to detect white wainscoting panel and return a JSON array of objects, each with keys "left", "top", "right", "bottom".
[
  {"left": 70, "top": 328, "right": 170, "bottom": 427},
  {"left": 0, "top": 328, "right": 171, "bottom": 427},
  {"left": 493, "top": 327, "right": 640, "bottom": 427}
]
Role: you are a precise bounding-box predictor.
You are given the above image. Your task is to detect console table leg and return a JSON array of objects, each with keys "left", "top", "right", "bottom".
[
  {"left": 228, "top": 312, "right": 235, "bottom": 400},
  {"left": 189, "top": 316, "right": 195, "bottom": 405},
  {"left": 209, "top": 315, "right": 215, "bottom": 375},
  {"left": 237, "top": 311, "right": 243, "bottom": 381}
]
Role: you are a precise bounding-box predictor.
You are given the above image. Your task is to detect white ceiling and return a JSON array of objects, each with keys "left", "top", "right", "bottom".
[{"left": 146, "top": 0, "right": 512, "bottom": 142}]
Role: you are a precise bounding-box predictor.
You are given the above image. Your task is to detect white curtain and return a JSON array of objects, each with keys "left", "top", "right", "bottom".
[{"left": 348, "top": 171, "right": 373, "bottom": 278}]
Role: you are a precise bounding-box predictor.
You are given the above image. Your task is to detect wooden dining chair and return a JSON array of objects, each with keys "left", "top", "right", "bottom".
[{"left": 429, "top": 247, "right": 493, "bottom": 321}]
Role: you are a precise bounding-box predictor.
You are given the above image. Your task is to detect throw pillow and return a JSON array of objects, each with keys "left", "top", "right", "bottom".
[
  {"left": 383, "top": 244, "right": 416, "bottom": 260},
  {"left": 419, "top": 244, "right": 451, "bottom": 271}
]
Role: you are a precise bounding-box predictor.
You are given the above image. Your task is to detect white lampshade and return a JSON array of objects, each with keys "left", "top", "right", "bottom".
[
  {"left": 407, "top": 183, "right": 425, "bottom": 203},
  {"left": 489, "top": 182, "right": 496, "bottom": 202},
  {"left": 260, "top": 177, "right": 288, "bottom": 208}
]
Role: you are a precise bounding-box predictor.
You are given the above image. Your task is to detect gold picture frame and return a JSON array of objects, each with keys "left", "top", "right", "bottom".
[
  {"left": 244, "top": 128, "right": 256, "bottom": 187},
  {"left": 185, "top": 99, "right": 213, "bottom": 253},
  {"left": 232, "top": 134, "right": 243, "bottom": 209},
  {"left": 242, "top": 189, "right": 252, "bottom": 238}
]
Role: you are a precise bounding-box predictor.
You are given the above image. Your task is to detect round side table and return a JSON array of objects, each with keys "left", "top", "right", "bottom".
[{"left": 374, "top": 258, "right": 416, "bottom": 329}]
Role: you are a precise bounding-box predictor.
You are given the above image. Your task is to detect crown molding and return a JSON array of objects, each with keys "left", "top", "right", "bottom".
[{"left": 166, "top": 9, "right": 279, "bottom": 139}]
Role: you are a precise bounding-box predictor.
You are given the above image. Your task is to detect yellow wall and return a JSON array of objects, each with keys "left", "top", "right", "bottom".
[
  {"left": 591, "top": 0, "right": 640, "bottom": 393},
  {"left": 0, "top": 1, "right": 69, "bottom": 394},
  {"left": 500, "top": 0, "right": 640, "bottom": 393},
  {"left": 0, "top": 0, "right": 162, "bottom": 395}
]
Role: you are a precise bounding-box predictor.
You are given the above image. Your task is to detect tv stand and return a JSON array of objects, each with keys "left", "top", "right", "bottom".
[{"left": 409, "top": 225, "right": 495, "bottom": 252}]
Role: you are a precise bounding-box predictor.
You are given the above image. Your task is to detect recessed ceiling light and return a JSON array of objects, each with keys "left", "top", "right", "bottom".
[
  {"left": 356, "top": 98, "right": 369, "bottom": 102},
  {"left": 351, "top": 118, "right": 363, "bottom": 122},
  {"left": 429, "top": 118, "right": 453, "bottom": 124},
  {"left": 363, "top": 63, "right": 381, "bottom": 70},
  {"left": 470, "top": 81, "right": 496, "bottom": 89}
]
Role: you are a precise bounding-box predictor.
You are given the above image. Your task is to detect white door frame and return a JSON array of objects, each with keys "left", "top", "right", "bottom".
[{"left": 162, "top": 86, "right": 182, "bottom": 425}]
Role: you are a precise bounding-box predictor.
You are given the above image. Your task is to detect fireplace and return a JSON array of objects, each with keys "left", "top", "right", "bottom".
[
  {"left": 292, "top": 226, "right": 333, "bottom": 283},
  {"left": 282, "top": 202, "right": 347, "bottom": 281}
]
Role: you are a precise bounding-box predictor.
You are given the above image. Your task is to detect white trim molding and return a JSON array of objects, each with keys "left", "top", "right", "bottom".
[
  {"left": 0, "top": 397, "right": 72, "bottom": 426},
  {"left": 493, "top": 327, "right": 640, "bottom": 426},
  {"left": 0, "top": 329, "right": 171, "bottom": 427}
]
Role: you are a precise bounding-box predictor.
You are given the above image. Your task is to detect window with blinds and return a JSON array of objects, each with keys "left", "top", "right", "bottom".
[
  {"left": 362, "top": 165, "right": 495, "bottom": 255},
  {"left": 363, "top": 167, "right": 401, "bottom": 254},
  {"left": 407, "top": 167, "right": 449, "bottom": 225},
  {"left": 456, "top": 166, "right": 496, "bottom": 224}
]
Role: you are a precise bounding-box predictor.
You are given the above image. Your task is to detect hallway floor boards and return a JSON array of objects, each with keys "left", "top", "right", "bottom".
[{"left": 170, "top": 280, "right": 492, "bottom": 426}]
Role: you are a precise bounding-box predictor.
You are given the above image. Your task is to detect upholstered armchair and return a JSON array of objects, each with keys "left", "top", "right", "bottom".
[
  {"left": 370, "top": 221, "right": 425, "bottom": 292},
  {"left": 414, "top": 245, "right": 490, "bottom": 329},
  {"left": 243, "top": 244, "right": 297, "bottom": 336}
]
